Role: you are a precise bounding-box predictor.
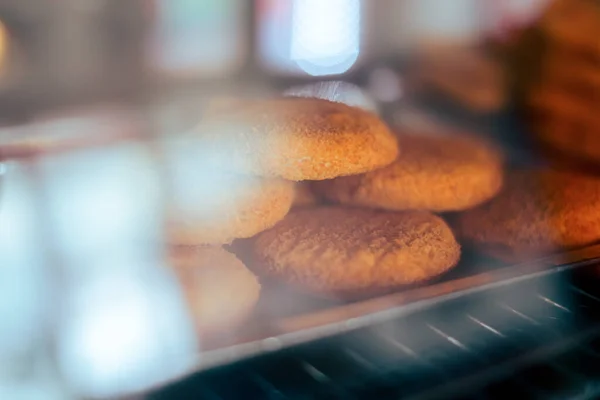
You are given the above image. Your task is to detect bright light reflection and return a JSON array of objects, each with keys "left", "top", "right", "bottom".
[
  {"left": 0, "top": 163, "right": 46, "bottom": 365},
  {"left": 38, "top": 143, "right": 162, "bottom": 271},
  {"left": 284, "top": 81, "right": 378, "bottom": 113},
  {"left": 57, "top": 262, "right": 197, "bottom": 398},
  {"left": 291, "top": 0, "right": 360, "bottom": 76},
  {"left": 0, "top": 381, "right": 67, "bottom": 400},
  {"left": 0, "top": 352, "right": 69, "bottom": 400},
  {"left": 161, "top": 133, "right": 259, "bottom": 228}
]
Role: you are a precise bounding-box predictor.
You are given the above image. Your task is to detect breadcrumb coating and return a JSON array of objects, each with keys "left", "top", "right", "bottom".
[
  {"left": 168, "top": 176, "right": 295, "bottom": 245},
  {"left": 169, "top": 246, "right": 260, "bottom": 336},
  {"left": 253, "top": 207, "right": 460, "bottom": 297},
  {"left": 195, "top": 98, "right": 399, "bottom": 181},
  {"left": 315, "top": 132, "right": 503, "bottom": 212},
  {"left": 455, "top": 169, "right": 600, "bottom": 262}
]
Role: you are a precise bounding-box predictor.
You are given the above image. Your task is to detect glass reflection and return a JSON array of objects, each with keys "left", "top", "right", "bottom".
[{"left": 259, "top": 0, "right": 361, "bottom": 76}]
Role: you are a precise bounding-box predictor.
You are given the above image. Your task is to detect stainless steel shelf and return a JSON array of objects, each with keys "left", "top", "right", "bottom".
[{"left": 144, "top": 245, "right": 600, "bottom": 399}]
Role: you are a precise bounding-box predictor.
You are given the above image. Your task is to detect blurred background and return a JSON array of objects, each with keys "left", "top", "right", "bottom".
[
  {"left": 2, "top": 0, "right": 600, "bottom": 399},
  {"left": 0, "top": 0, "right": 549, "bottom": 115}
]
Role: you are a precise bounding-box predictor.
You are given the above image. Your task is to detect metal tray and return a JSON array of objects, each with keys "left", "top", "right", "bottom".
[
  {"left": 147, "top": 258, "right": 600, "bottom": 400},
  {"left": 166, "top": 243, "right": 600, "bottom": 384}
]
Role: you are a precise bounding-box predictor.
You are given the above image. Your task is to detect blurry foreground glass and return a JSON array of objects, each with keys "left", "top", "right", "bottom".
[
  {"left": 400, "top": 0, "right": 507, "bottom": 112},
  {"left": 149, "top": 0, "right": 246, "bottom": 78},
  {"left": 0, "top": 162, "right": 66, "bottom": 399},
  {"left": 0, "top": 108, "right": 198, "bottom": 398}
]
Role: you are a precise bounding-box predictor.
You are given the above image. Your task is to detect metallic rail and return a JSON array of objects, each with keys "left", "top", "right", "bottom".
[
  {"left": 147, "top": 252, "right": 600, "bottom": 399},
  {"left": 138, "top": 244, "right": 600, "bottom": 398}
]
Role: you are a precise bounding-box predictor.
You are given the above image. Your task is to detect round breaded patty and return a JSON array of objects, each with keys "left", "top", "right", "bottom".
[
  {"left": 167, "top": 173, "right": 294, "bottom": 245},
  {"left": 529, "top": 86, "right": 600, "bottom": 129},
  {"left": 521, "top": 0, "right": 600, "bottom": 166},
  {"left": 455, "top": 169, "right": 600, "bottom": 263},
  {"left": 252, "top": 207, "right": 460, "bottom": 297},
  {"left": 533, "top": 113, "right": 600, "bottom": 166},
  {"left": 169, "top": 246, "right": 260, "bottom": 336},
  {"left": 541, "top": 0, "right": 600, "bottom": 55},
  {"left": 528, "top": 84, "right": 600, "bottom": 164},
  {"left": 195, "top": 98, "right": 399, "bottom": 181},
  {"left": 314, "top": 132, "right": 503, "bottom": 212}
]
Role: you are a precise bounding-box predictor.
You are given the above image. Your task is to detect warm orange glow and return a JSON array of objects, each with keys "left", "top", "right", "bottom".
[{"left": 0, "top": 21, "right": 8, "bottom": 75}]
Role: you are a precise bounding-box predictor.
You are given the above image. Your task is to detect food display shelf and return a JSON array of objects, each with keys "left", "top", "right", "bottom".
[{"left": 143, "top": 244, "right": 600, "bottom": 399}]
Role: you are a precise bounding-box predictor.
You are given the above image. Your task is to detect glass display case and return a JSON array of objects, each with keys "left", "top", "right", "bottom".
[{"left": 0, "top": 1, "right": 599, "bottom": 399}]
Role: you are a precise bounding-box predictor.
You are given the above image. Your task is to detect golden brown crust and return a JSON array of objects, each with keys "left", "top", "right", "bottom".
[
  {"left": 167, "top": 174, "right": 294, "bottom": 245},
  {"left": 252, "top": 207, "right": 460, "bottom": 297},
  {"left": 541, "top": 0, "right": 600, "bottom": 55},
  {"left": 529, "top": 86, "right": 600, "bottom": 127},
  {"left": 540, "top": 52, "right": 600, "bottom": 94},
  {"left": 194, "top": 98, "right": 399, "bottom": 181},
  {"left": 528, "top": 82, "right": 600, "bottom": 163},
  {"left": 169, "top": 246, "right": 261, "bottom": 336},
  {"left": 533, "top": 112, "right": 600, "bottom": 165},
  {"left": 314, "top": 132, "right": 503, "bottom": 212},
  {"left": 455, "top": 169, "right": 600, "bottom": 263}
]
